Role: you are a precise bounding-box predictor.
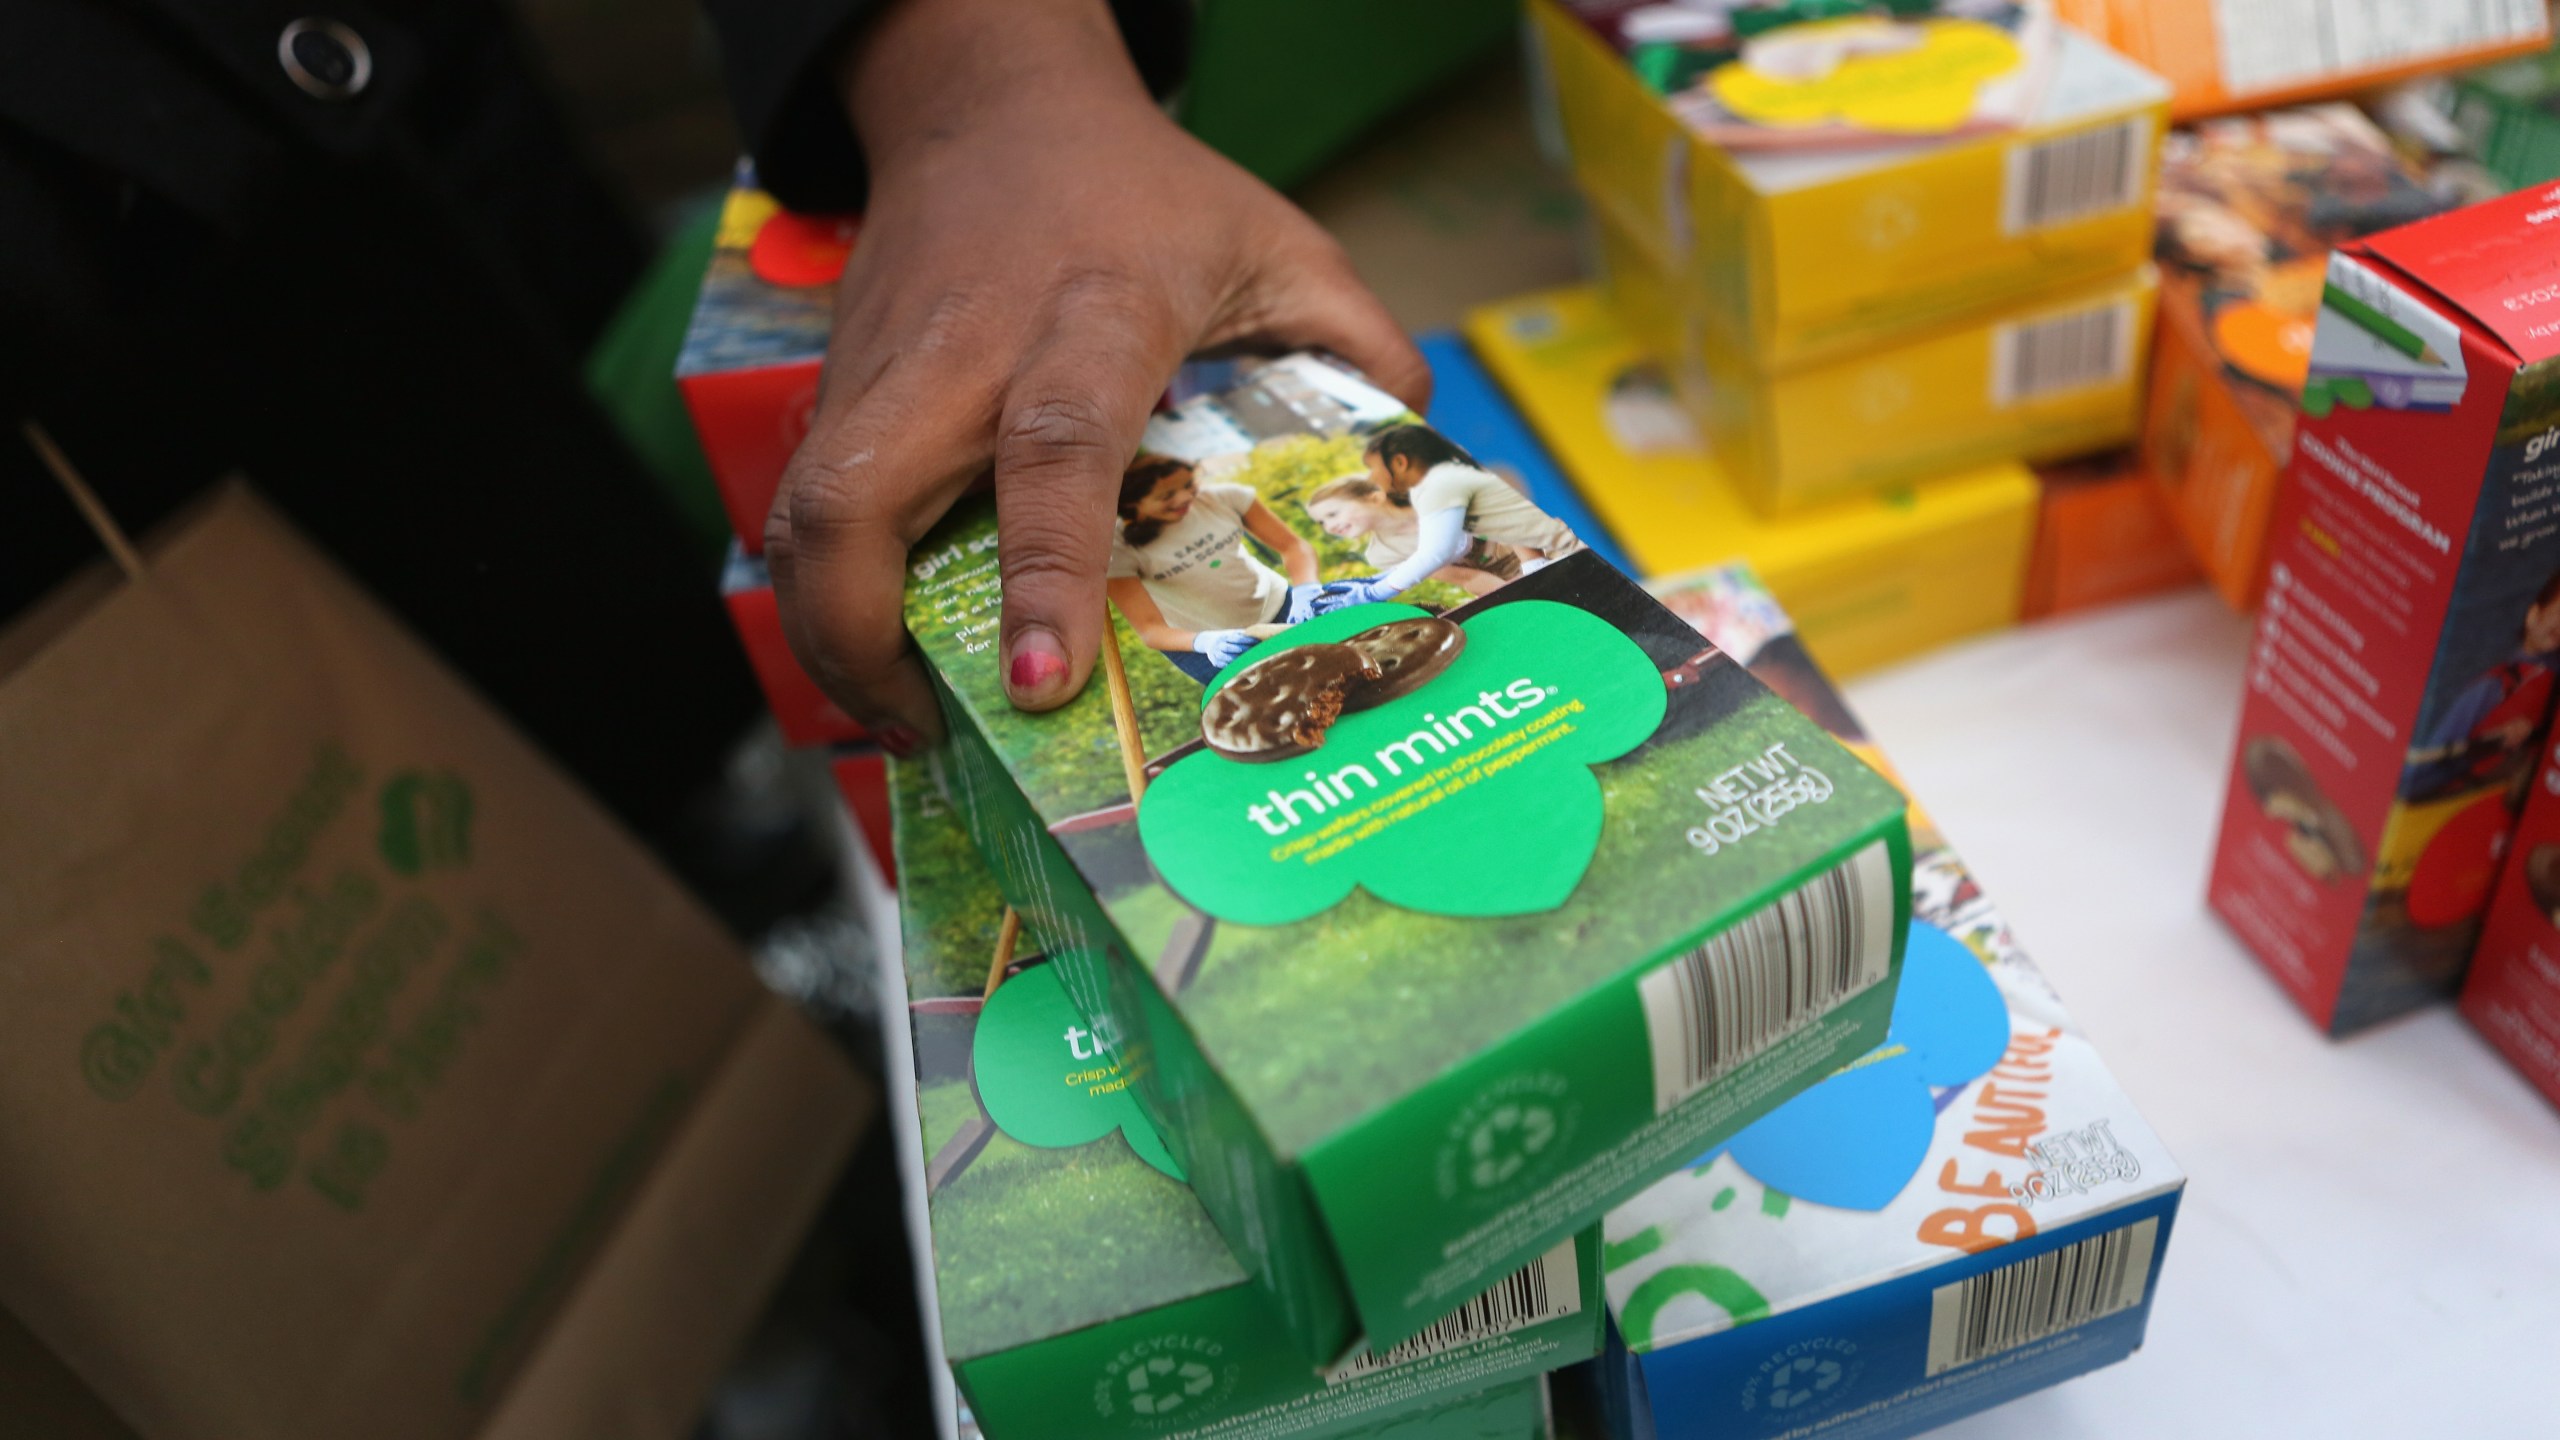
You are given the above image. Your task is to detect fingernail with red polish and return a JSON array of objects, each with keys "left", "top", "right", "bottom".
[
  {"left": 875, "top": 724, "right": 923, "bottom": 758},
  {"left": 1008, "top": 633, "right": 1070, "bottom": 699}
]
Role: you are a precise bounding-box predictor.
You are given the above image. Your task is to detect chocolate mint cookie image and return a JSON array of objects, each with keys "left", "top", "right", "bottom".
[
  {"left": 2243, "top": 735, "right": 2365, "bottom": 881},
  {"left": 2526, "top": 844, "right": 2560, "bottom": 928},
  {"left": 1341, "top": 617, "right": 1466, "bottom": 712},
  {"left": 1201, "top": 643, "right": 1382, "bottom": 763}
]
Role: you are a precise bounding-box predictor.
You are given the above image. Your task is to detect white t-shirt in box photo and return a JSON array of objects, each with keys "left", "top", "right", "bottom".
[
  {"left": 1408, "top": 462, "right": 1584, "bottom": 559},
  {"left": 1106, "top": 481, "right": 1290, "bottom": 634}
]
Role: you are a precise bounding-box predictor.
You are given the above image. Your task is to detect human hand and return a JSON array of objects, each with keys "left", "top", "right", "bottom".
[
  {"left": 762, "top": 0, "right": 1428, "bottom": 754},
  {"left": 1282, "top": 582, "right": 1342, "bottom": 625},
  {"left": 1309, "top": 578, "right": 1399, "bottom": 614},
  {"left": 1193, "top": 629, "right": 1260, "bottom": 669}
]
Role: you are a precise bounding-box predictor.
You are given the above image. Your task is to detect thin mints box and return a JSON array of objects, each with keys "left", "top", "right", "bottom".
[
  {"left": 888, "top": 760, "right": 1598, "bottom": 1440},
  {"left": 902, "top": 354, "right": 1914, "bottom": 1362},
  {"left": 1601, "top": 564, "right": 2185, "bottom": 1440}
]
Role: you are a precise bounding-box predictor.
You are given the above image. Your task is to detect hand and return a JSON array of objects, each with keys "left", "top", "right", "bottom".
[
  {"left": 1309, "top": 578, "right": 1399, "bottom": 614},
  {"left": 1282, "top": 582, "right": 1339, "bottom": 625},
  {"left": 761, "top": 0, "right": 1429, "bottom": 754},
  {"left": 1193, "top": 629, "right": 1259, "bottom": 669}
]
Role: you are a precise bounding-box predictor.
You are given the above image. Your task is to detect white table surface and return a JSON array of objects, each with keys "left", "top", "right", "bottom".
[{"left": 1838, "top": 588, "right": 2560, "bottom": 1439}]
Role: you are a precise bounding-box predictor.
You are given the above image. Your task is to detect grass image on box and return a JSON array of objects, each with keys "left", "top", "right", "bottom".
[
  {"left": 1601, "top": 565, "right": 2185, "bottom": 1440},
  {"left": 888, "top": 760, "right": 1597, "bottom": 1440},
  {"left": 903, "top": 353, "right": 1913, "bottom": 1364}
]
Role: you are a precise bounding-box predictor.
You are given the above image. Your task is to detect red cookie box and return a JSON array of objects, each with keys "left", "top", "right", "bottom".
[
  {"left": 830, "top": 746, "right": 893, "bottom": 888},
  {"left": 722, "top": 542, "right": 867, "bottom": 749},
  {"left": 2461, "top": 730, "right": 2560, "bottom": 1109},
  {"left": 677, "top": 167, "right": 857, "bottom": 549},
  {"left": 2023, "top": 448, "right": 2198, "bottom": 620},
  {"left": 2209, "top": 185, "right": 2560, "bottom": 1036}
]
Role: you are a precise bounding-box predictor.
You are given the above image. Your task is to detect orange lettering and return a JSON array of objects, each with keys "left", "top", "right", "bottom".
[
  {"left": 1918, "top": 1202, "right": 2036, "bottom": 1254},
  {"left": 1963, "top": 1118, "right": 2038, "bottom": 1157},
  {"left": 1936, "top": 1157, "right": 2012, "bottom": 1197}
]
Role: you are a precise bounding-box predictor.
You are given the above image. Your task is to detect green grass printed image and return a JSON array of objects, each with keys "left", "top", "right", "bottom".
[
  {"left": 917, "top": 1077, "right": 1242, "bottom": 1361},
  {"left": 1149, "top": 688, "right": 1888, "bottom": 1152}
]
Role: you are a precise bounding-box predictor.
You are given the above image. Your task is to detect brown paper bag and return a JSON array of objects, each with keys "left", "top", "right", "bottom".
[{"left": 0, "top": 484, "right": 872, "bottom": 1440}]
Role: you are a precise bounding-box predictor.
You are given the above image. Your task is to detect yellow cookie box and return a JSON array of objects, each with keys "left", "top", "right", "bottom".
[
  {"left": 1464, "top": 286, "right": 2035, "bottom": 679},
  {"left": 1528, "top": 0, "right": 2169, "bottom": 371},
  {"left": 1591, "top": 207, "right": 2155, "bottom": 513}
]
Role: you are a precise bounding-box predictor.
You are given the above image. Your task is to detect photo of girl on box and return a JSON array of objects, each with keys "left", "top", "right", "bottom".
[
  {"left": 1107, "top": 454, "right": 1329, "bottom": 683},
  {"left": 1300, "top": 474, "right": 1519, "bottom": 598},
  {"left": 2404, "top": 570, "right": 2560, "bottom": 800},
  {"left": 1316, "top": 425, "right": 1585, "bottom": 610}
]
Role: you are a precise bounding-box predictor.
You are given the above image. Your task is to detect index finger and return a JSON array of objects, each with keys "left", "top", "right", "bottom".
[
  {"left": 767, "top": 362, "right": 993, "bottom": 751},
  {"left": 988, "top": 304, "right": 1185, "bottom": 711}
]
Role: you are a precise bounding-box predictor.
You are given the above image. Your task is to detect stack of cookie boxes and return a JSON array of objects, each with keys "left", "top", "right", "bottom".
[
  {"left": 1602, "top": 562, "right": 2184, "bottom": 1440},
  {"left": 885, "top": 759, "right": 1586, "bottom": 1440},
  {"left": 899, "top": 351, "right": 1926, "bottom": 1432},
  {"left": 1527, "top": 0, "right": 2168, "bottom": 518},
  {"left": 2139, "top": 105, "right": 2450, "bottom": 609},
  {"left": 675, "top": 167, "right": 891, "bottom": 872}
]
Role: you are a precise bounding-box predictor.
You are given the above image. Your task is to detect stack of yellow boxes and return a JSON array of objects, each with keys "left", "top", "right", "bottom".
[
  {"left": 1461, "top": 288, "right": 2038, "bottom": 678},
  {"left": 1502, "top": 0, "right": 2187, "bottom": 668},
  {"left": 1531, "top": 0, "right": 2168, "bottom": 508}
]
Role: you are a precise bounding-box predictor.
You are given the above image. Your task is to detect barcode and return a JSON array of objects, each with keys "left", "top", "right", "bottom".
[
  {"left": 1639, "top": 840, "right": 1896, "bottom": 1115},
  {"left": 1324, "top": 1241, "right": 1582, "bottom": 1385},
  {"left": 2001, "top": 119, "right": 2148, "bottom": 234},
  {"left": 1925, "top": 1217, "right": 2160, "bottom": 1377},
  {"left": 1991, "top": 301, "right": 2134, "bottom": 408},
  {"left": 2216, "top": 0, "right": 2545, "bottom": 98}
]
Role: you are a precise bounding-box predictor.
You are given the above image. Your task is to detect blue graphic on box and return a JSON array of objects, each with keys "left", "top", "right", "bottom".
[
  {"left": 1696, "top": 920, "right": 2010, "bottom": 1211},
  {"left": 1598, "top": 1191, "right": 2182, "bottom": 1440}
]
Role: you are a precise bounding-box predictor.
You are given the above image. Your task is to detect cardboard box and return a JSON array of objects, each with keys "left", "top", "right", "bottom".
[
  {"left": 1590, "top": 206, "right": 2153, "bottom": 512},
  {"left": 675, "top": 169, "right": 852, "bottom": 550},
  {"left": 1463, "top": 287, "right": 2037, "bottom": 677},
  {"left": 2209, "top": 186, "right": 2560, "bottom": 1035},
  {"left": 1530, "top": 0, "right": 2166, "bottom": 372},
  {"left": 2054, "top": 0, "right": 2548, "bottom": 121},
  {"left": 0, "top": 488, "right": 871, "bottom": 1440},
  {"left": 904, "top": 353, "right": 1913, "bottom": 1362},
  {"left": 722, "top": 542, "right": 868, "bottom": 747},
  {"left": 1595, "top": 563, "right": 2186, "bottom": 1440},
  {"left": 886, "top": 761, "right": 1592, "bottom": 1440},
  {"left": 2142, "top": 106, "right": 2451, "bottom": 609},
  {"left": 2461, "top": 730, "right": 2560, "bottom": 1110},
  {"left": 2022, "top": 449, "right": 2199, "bottom": 620}
]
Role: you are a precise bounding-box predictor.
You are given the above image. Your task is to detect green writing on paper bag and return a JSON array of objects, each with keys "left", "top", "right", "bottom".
[
  {"left": 1140, "top": 601, "right": 1664, "bottom": 925},
  {"left": 974, "top": 964, "right": 1183, "bottom": 1180}
]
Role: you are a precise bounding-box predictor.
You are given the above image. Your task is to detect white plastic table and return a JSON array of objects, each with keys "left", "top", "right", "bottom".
[{"left": 1841, "top": 588, "right": 2560, "bottom": 1439}]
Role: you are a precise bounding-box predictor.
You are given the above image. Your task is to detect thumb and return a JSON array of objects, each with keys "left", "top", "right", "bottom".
[{"left": 989, "top": 316, "right": 1181, "bottom": 711}]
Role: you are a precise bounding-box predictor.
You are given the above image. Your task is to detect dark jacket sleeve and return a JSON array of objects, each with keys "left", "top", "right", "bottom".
[{"left": 700, "top": 0, "right": 1192, "bottom": 215}]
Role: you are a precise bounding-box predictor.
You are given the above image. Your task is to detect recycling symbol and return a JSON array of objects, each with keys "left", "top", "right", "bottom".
[
  {"left": 1467, "top": 1103, "right": 1558, "bottom": 1189},
  {"left": 1125, "top": 1356, "right": 1216, "bottom": 1416},
  {"left": 1767, "top": 1356, "right": 1844, "bottom": 1410}
]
